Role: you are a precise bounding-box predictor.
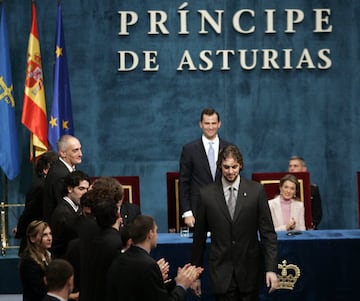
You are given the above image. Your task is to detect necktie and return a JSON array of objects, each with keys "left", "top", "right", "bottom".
[
  {"left": 227, "top": 187, "right": 236, "bottom": 219},
  {"left": 208, "top": 142, "right": 216, "bottom": 180}
]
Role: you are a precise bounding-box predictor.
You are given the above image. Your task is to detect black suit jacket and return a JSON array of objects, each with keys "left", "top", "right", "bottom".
[
  {"left": 191, "top": 178, "right": 278, "bottom": 294},
  {"left": 107, "top": 245, "right": 186, "bottom": 301},
  {"left": 120, "top": 202, "right": 141, "bottom": 226},
  {"left": 179, "top": 138, "right": 231, "bottom": 215},
  {"left": 16, "top": 174, "right": 46, "bottom": 253},
  {"left": 43, "top": 159, "right": 71, "bottom": 222},
  {"left": 80, "top": 227, "right": 122, "bottom": 301},
  {"left": 310, "top": 184, "right": 323, "bottom": 228},
  {"left": 19, "top": 256, "right": 47, "bottom": 301},
  {"left": 51, "top": 200, "right": 79, "bottom": 258}
]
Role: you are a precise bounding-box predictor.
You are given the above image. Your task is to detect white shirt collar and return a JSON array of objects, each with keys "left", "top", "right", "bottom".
[
  {"left": 63, "top": 196, "right": 79, "bottom": 212},
  {"left": 59, "top": 157, "right": 75, "bottom": 172},
  {"left": 46, "top": 293, "right": 66, "bottom": 301},
  {"left": 222, "top": 175, "right": 240, "bottom": 191},
  {"left": 202, "top": 134, "right": 219, "bottom": 146}
]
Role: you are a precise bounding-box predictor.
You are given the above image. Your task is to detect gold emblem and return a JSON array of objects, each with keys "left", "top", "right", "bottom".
[
  {"left": 277, "top": 260, "right": 301, "bottom": 290},
  {"left": 0, "top": 76, "right": 15, "bottom": 108}
]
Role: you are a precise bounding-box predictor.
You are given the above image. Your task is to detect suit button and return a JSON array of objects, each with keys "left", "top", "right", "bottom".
[{"left": 232, "top": 241, "right": 236, "bottom": 245}]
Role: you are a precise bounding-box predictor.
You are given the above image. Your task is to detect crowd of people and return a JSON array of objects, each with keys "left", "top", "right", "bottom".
[{"left": 14, "top": 108, "right": 323, "bottom": 301}]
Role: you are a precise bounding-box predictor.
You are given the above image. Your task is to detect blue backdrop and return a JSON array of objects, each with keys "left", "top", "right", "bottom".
[{"left": 1, "top": 0, "right": 359, "bottom": 232}]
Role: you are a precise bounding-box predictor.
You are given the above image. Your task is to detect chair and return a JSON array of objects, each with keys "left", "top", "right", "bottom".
[
  {"left": 166, "top": 172, "right": 184, "bottom": 233},
  {"left": 91, "top": 176, "right": 140, "bottom": 206},
  {"left": 252, "top": 172, "right": 313, "bottom": 229}
]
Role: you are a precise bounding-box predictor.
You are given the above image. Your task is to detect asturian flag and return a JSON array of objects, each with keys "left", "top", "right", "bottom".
[
  {"left": 48, "top": 2, "right": 74, "bottom": 150},
  {"left": 0, "top": 2, "right": 20, "bottom": 180},
  {"left": 22, "top": 1, "right": 49, "bottom": 159}
]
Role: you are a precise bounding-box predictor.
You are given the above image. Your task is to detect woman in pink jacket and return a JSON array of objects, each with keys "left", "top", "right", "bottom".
[{"left": 268, "top": 174, "right": 306, "bottom": 232}]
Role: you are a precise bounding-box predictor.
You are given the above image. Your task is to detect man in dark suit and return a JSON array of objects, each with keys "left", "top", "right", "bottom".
[
  {"left": 80, "top": 198, "right": 123, "bottom": 301},
  {"left": 51, "top": 170, "right": 90, "bottom": 258},
  {"left": 43, "top": 135, "right": 83, "bottom": 222},
  {"left": 191, "top": 145, "right": 278, "bottom": 301},
  {"left": 15, "top": 151, "right": 58, "bottom": 254},
  {"left": 179, "top": 108, "right": 231, "bottom": 228},
  {"left": 43, "top": 259, "right": 75, "bottom": 301},
  {"left": 288, "top": 155, "right": 323, "bottom": 229},
  {"left": 106, "top": 215, "right": 203, "bottom": 301}
]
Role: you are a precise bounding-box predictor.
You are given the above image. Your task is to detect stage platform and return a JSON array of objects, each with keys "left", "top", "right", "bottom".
[{"left": 1, "top": 230, "right": 360, "bottom": 301}]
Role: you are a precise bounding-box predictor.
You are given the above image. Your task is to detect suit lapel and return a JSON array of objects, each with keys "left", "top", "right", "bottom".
[
  {"left": 214, "top": 182, "right": 233, "bottom": 222},
  {"left": 195, "top": 139, "right": 213, "bottom": 180},
  {"left": 232, "top": 179, "right": 248, "bottom": 222}
]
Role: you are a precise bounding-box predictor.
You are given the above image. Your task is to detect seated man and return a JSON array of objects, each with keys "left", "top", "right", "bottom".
[
  {"left": 107, "top": 215, "right": 203, "bottom": 301},
  {"left": 43, "top": 259, "right": 76, "bottom": 301},
  {"left": 288, "top": 156, "right": 323, "bottom": 229}
]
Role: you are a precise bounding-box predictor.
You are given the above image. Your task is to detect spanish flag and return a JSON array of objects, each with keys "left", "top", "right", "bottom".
[{"left": 22, "top": 1, "right": 49, "bottom": 160}]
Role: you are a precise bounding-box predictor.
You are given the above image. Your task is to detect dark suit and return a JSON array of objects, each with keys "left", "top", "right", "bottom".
[
  {"left": 107, "top": 245, "right": 186, "bottom": 301},
  {"left": 16, "top": 174, "right": 46, "bottom": 254},
  {"left": 310, "top": 184, "right": 323, "bottom": 229},
  {"left": 43, "top": 159, "right": 71, "bottom": 222},
  {"left": 179, "top": 138, "right": 231, "bottom": 215},
  {"left": 80, "top": 227, "right": 122, "bottom": 301},
  {"left": 19, "top": 256, "right": 47, "bottom": 301},
  {"left": 120, "top": 202, "right": 141, "bottom": 226},
  {"left": 191, "top": 178, "right": 278, "bottom": 296},
  {"left": 51, "top": 200, "right": 79, "bottom": 258}
]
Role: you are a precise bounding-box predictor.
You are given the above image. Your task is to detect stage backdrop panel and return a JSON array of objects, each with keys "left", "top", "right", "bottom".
[{"left": 1, "top": 0, "right": 359, "bottom": 234}]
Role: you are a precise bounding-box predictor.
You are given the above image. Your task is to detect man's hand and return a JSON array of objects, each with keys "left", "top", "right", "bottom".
[
  {"left": 175, "top": 264, "right": 203, "bottom": 289},
  {"left": 190, "top": 279, "right": 202, "bottom": 297},
  {"left": 157, "top": 258, "right": 170, "bottom": 282},
  {"left": 266, "top": 271, "right": 279, "bottom": 293},
  {"left": 184, "top": 216, "right": 195, "bottom": 228}
]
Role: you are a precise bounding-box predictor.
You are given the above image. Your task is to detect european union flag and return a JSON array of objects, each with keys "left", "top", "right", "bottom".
[
  {"left": 0, "top": 3, "right": 20, "bottom": 180},
  {"left": 48, "top": 3, "right": 74, "bottom": 150}
]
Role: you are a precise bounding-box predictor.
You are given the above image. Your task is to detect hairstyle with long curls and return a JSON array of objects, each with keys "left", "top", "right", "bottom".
[{"left": 21, "top": 220, "right": 52, "bottom": 270}]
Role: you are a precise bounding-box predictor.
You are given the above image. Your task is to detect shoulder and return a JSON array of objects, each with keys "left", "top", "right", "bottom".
[
  {"left": 20, "top": 256, "right": 42, "bottom": 272},
  {"left": 121, "top": 202, "right": 140, "bottom": 212},
  {"left": 240, "top": 178, "right": 263, "bottom": 190},
  {"left": 268, "top": 196, "right": 280, "bottom": 206},
  {"left": 219, "top": 138, "right": 232, "bottom": 147},
  {"left": 292, "top": 200, "right": 305, "bottom": 208},
  {"left": 200, "top": 181, "right": 219, "bottom": 193},
  {"left": 182, "top": 138, "right": 202, "bottom": 150},
  {"left": 42, "top": 295, "right": 60, "bottom": 301},
  {"left": 47, "top": 160, "right": 69, "bottom": 178},
  {"left": 53, "top": 201, "right": 72, "bottom": 214}
]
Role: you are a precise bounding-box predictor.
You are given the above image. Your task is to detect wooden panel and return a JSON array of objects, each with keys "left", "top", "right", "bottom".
[
  {"left": 91, "top": 176, "right": 140, "bottom": 206},
  {"left": 166, "top": 172, "right": 184, "bottom": 233}
]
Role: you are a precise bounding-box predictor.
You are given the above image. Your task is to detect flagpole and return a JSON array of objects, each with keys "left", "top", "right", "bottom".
[
  {"left": 32, "top": 141, "right": 36, "bottom": 165},
  {"left": 1, "top": 174, "right": 8, "bottom": 255}
]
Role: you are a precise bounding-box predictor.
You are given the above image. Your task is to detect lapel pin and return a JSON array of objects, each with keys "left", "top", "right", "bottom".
[{"left": 243, "top": 192, "right": 247, "bottom": 197}]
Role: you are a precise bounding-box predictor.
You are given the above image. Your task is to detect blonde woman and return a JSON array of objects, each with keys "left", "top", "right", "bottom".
[
  {"left": 268, "top": 174, "right": 306, "bottom": 232},
  {"left": 19, "top": 220, "right": 52, "bottom": 301}
]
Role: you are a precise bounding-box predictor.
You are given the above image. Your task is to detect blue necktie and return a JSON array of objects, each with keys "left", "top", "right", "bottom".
[{"left": 208, "top": 142, "right": 216, "bottom": 180}]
